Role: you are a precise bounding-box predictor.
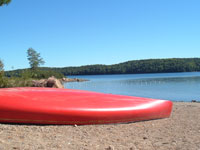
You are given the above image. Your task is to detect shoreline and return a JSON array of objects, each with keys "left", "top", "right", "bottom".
[
  {"left": 0, "top": 102, "right": 199, "bottom": 150},
  {"left": 61, "top": 77, "right": 89, "bottom": 82}
]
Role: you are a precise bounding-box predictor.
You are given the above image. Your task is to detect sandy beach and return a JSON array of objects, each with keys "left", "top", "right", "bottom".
[{"left": 0, "top": 102, "right": 199, "bottom": 150}]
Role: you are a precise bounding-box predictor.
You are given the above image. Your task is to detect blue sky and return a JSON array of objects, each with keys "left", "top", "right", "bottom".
[{"left": 1, "top": 0, "right": 200, "bottom": 71}]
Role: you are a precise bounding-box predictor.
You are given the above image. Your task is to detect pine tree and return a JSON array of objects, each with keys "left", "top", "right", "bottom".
[
  {"left": 27, "top": 48, "right": 45, "bottom": 70},
  {"left": 0, "top": 0, "right": 11, "bottom": 6}
]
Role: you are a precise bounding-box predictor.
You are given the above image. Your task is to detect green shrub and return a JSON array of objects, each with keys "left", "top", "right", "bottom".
[
  {"left": 0, "top": 74, "right": 9, "bottom": 88},
  {"left": 7, "top": 77, "right": 33, "bottom": 87},
  {"left": 16, "top": 69, "right": 64, "bottom": 79}
]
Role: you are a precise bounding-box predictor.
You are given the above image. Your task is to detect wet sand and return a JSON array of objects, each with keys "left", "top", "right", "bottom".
[{"left": 0, "top": 102, "right": 200, "bottom": 150}]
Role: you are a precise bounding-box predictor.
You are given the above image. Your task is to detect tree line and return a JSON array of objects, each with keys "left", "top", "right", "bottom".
[
  {"left": 5, "top": 58, "right": 200, "bottom": 77},
  {"left": 0, "top": 48, "right": 63, "bottom": 88},
  {"left": 3, "top": 48, "right": 63, "bottom": 79}
]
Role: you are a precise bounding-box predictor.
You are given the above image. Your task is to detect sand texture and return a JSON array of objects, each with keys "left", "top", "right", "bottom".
[{"left": 0, "top": 102, "right": 200, "bottom": 150}]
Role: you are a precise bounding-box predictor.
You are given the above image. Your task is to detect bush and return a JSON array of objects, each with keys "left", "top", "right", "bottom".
[
  {"left": 23, "top": 69, "right": 64, "bottom": 79},
  {"left": 0, "top": 60, "right": 9, "bottom": 87},
  {"left": 7, "top": 77, "right": 33, "bottom": 87},
  {"left": 0, "top": 74, "right": 9, "bottom": 88}
]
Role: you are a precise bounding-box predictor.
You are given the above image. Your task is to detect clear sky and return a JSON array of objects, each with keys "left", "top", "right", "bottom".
[{"left": 1, "top": 0, "right": 200, "bottom": 71}]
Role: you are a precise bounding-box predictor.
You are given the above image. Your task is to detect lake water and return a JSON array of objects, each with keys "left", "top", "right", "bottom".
[{"left": 64, "top": 72, "right": 200, "bottom": 102}]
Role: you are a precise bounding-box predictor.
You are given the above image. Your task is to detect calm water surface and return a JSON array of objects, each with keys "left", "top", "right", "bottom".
[{"left": 64, "top": 72, "right": 200, "bottom": 102}]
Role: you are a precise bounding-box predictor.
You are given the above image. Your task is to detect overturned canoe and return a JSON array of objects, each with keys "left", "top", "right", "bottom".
[{"left": 0, "top": 87, "right": 172, "bottom": 125}]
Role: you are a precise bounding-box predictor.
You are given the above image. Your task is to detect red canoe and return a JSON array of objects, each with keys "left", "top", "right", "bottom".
[{"left": 0, "top": 87, "right": 172, "bottom": 125}]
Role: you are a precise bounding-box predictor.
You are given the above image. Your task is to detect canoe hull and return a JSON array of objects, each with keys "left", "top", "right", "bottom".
[{"left": 0, "top": 87, "right": 173, "bottom": 125}]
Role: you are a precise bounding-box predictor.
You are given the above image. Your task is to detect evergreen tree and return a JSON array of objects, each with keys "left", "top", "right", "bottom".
[
  {"left": 0, "top": 60, "right": 3, "bottom": 72},
  {"left": 0, "top": 59, "right": 8, "bottom": 88},
  {"left": 0, "top": 0, "right": 11, "bottom": 6},
  {"left": 27, "top": 48, "right": 45, "bottom": 70}
]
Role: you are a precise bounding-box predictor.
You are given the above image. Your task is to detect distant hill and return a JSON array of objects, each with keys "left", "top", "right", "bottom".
[{"left": 5, "top": 58, "right": 200, "bottom": 77}]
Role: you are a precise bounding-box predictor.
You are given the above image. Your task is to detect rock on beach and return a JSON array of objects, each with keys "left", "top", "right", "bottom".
[
  {"left": 32, "top": 76, "right": 64, "bottom": 88},
  {"left": 31, "top": 77, "right": 88, "bottom": 88}
]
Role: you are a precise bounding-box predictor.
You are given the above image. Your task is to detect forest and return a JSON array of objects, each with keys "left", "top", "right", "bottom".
[{"left": 5, "top": 58, "right": 200, "bottom": 77}]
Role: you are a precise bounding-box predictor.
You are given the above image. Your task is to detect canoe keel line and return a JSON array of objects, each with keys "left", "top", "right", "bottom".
[{"left": 0, "top": 87, "right": 173, "bottom": 125}]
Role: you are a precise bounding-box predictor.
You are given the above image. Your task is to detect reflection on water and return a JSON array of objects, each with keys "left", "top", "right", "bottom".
[
  {"left": 121, "top": 76, "right": 200, "bottom": 85},
  {"left": 64, "top": 72, "right": 200, "bottom": 102}
]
